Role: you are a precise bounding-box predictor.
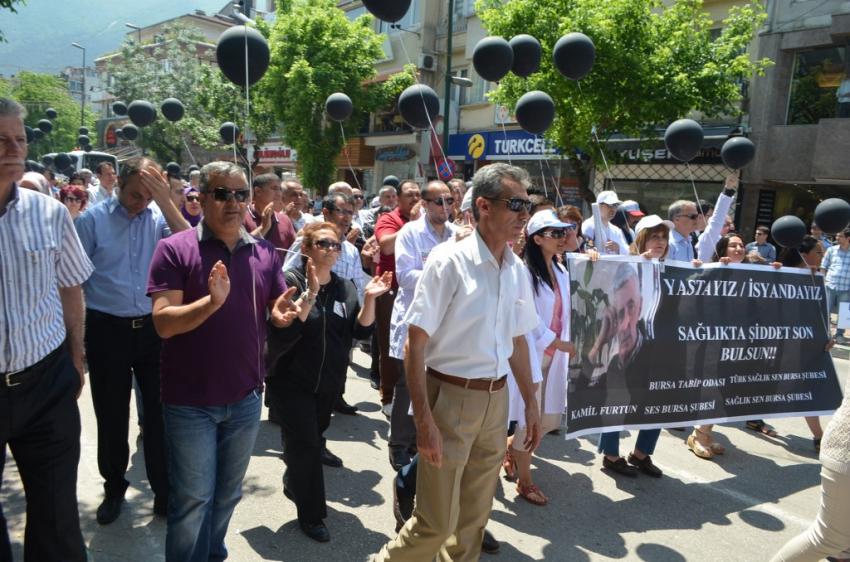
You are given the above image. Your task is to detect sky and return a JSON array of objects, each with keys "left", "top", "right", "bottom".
[{"left": 0, "top": 0, "right": 230, "bottom": 76}]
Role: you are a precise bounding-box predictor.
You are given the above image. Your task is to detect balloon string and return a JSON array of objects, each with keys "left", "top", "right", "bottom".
[
  {"left": 181, "top": 134, "right": 198, "bottom": 165},
  {"left": 541, "top": 154, "right": 565, "bottom": 207},
  {"left": 499, "top": 119, "right": 513, "bottom": 167},
  {"left": 796, "top": 248, "right": 832, "bottom": 337},
  {"left": 577, "top": 81, "right": 615, "bottom": 193},
  {"left": 338, "top": 122, "right": 363, "bottom": 191},
  {"left": 685, "top": 162, "right": 709, "bottom": 230}
]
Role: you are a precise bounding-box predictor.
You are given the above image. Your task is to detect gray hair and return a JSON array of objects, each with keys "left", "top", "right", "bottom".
[
  {"left": 199, "top": 161, "right": 245, "bottom": 192},
  {"left": 328, "top": 181, "right": 353, "bottom": 195},
  {"left": 252, "top": 172, "right": 279, "bottom": 189},
  {"left": 378, "top": 185, "right": 396, "bottom": 198},
  {"left": 613, "top": 262, "right": 640, "bottom": 293},
  {"left": 0, "top": 97, "right": 26, "bottom": 119},
  {"left": 471, "top": 163, "right": 530, "bottom": 221},
  {"left": 667, "top": 200, "right": 695, "bottom": 221}
]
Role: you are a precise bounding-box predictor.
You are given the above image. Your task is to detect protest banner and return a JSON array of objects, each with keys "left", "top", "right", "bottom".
[{"left": 565, "top": 256, "right": 842, "bottom": 439}]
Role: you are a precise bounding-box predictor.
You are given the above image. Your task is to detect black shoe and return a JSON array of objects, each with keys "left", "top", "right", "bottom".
[
  {"left": 627, "top": 453, "right": 663, "bottom": 478},
  {"left": 602, "top": 456, "right": 638, "bottom": 477},
  {"left": 153, "top": 495, "right": 168, "bottom": 517},
  {"left": 96, "top": 496, "right": 124, "bottom": 525},
  {"left": 300, "top": 520, "right": 330, "bottom": 542},
  {"left": 370, "top": 374, "right": 380, "bottom": 390},
  {"left": 393, "top": 481, "right": 414, "bottom": 533},
  {"left": 481, "top": 529, "right": 500, "bottom": 554},
  {"left": 333, "top": 397, "right": 358, "bottom": 416},
  {"left": 547, "top": 428, "right": 560, "bottom": 436},
  {"left": 321, "top": 447, "right": 343, "bottom": 468},
  {"left": 389, "top": 448, "right": 410, "bottom": 472},
  {"left": 268, "top": 404, "right": 281, "bottom": 425}
]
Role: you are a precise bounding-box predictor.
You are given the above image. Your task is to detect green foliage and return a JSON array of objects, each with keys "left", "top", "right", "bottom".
[
  {"left": 106, "top": 22, "right": 223, "bottom": 164},
  {"left": 0, "top": 0, "right": 26, "bottom": 43},
  {"left": 478, "top": 0, "right": 772, "bottom": 201},
  {"left": 4, "top": 71, "right": 96, "bottom": 158}
]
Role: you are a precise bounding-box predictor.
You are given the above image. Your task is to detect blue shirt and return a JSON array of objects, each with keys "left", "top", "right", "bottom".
[
  {"left": 823, "top": 245, "right": 850, "bottom": 292},
  {"left": 75, "top": 197, "right": 170, "bottom": 317},
  {"left": 745, "top": 241, "right": 777, "bottom": 262},
  {"left": 667, "top": 229, "right": 695, "bottom": 263}
]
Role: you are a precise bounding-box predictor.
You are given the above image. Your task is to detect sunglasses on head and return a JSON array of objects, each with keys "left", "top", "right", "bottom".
[
  {"left": 485, "top": 196, "right": 533, "bottom": 213},
  {"left": 186, "top": 195, "right": 200, "bottom": 202},
  {"left": 207, "top": 187, "right": 250, "bottom": 203},
  {"left": 314, "top": 239, "right": 341, "bottom": 251},
  {"left": 425, "top": 197, "right": 455, "bottom": 206}
]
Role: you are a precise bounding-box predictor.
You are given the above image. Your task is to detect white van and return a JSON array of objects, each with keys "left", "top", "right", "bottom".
[{"left": 44, "top": 150, "right": 119, "bottom": 175}]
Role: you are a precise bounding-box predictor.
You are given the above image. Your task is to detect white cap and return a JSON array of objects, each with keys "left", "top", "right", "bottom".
[
  {"left": 634, "top": 215, "right": 674, "bottom": 237},
  {"left": 527, "top": 209, "right": 575, "bottom": 236},
  {"left": 460, "top": 189, "right": 474, "bottom": 212},
  {"left": 621, "top": 200, "right": 645, "bottom": 217},
  {"left": 596, "top": 190, "right": 622, "bottom": 206}
]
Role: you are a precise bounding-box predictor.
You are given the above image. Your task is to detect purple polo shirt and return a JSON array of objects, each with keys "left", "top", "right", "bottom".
[{"left": 147, "top": 222, "right": 287, "bottom": 406}]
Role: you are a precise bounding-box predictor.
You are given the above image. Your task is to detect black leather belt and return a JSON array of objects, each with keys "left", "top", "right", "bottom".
[
  {"left": 88, "top": 309, "right": 151, "bottom": 329},
  {"left": 1, "top": 346, "right": 62, "bottom": 388}
]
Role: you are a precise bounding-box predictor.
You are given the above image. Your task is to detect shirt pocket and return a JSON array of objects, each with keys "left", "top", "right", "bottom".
[{"left": 19, "top": 236, "right": 58, "bottom": 299}]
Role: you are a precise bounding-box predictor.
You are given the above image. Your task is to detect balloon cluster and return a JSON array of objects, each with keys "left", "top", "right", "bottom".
[
  {"left": 664, "top": 119, "right": 757, "bottom": 170},
  {"left": 771, "top": 199, "right": 850, "bottom": 249}
]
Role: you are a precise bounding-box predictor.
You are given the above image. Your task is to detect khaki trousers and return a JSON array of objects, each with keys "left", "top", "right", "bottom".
[{"left": 375, "top": 374, "right": 507, "bottom": 562}]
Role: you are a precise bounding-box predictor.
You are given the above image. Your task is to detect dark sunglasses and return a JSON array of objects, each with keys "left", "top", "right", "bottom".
[
  {"left": 352, "top": 194, "right": 365, "bottom": 200},
  {"left": 539, "top": 225, "right": 577, "bottom": 238},
  {"left": 425, "top": 197, "right": 455, "bottom": 206},
  {"left": 485, "top": 196, "right": 533, "bottom": 213},
  {"left": 186, "top": 195, "right": 200, "bottom": 202},
  {"left": 207, "top": 187, "right": 250, "bottom": 203},
  {"left": 677, "top": 213, "right": 699, "bottom": 220},
  {"left": 65, "top": 196, "right": 82, "bottom": 203},
  {"left": 314, "top": 239, "right": 341, "bottom": 251}
]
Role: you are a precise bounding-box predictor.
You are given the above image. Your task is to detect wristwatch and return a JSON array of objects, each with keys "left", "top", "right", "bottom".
[{"left": 299, "top": 291, "right": 317, "bottom": 305}]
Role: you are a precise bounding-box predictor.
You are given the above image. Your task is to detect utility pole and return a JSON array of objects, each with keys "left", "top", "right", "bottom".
[{"left": 442, "top": 0, "right": 454, "bottom": 153}]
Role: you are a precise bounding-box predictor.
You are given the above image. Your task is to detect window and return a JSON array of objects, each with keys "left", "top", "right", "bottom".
[
  {"left": 453, "top": 0, "right": 476, "bottom": 20},
  {"left": 378, "top": 0, "right": 419, "bottom": 33},
  {"left": 345, "top": 6, "right": 367, "bottom": 21},
  {"left": 466, "top": 69, "right": 491, "bottom": 105},
  {"left": 787, "top": 46, "right": 849, "bottom": 124}
]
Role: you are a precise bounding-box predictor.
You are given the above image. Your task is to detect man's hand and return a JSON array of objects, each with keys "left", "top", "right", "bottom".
[
  {"left": 260, "top": 202, "right": 275, "bottom": 237},
  {"left": 604, "top": 240, "right": 620, "bottom": 254},
  {"left": 416, "top": 415, "right": 444, "bottom": 468},
  {"left": 71, "top": 349, "right": 86, "bottom": 399},
  {"left": 208, "top": 260, "right": 231, "bottom": 307},
  {"left": 522, "top": 398, "right": 542, "bottom": 452},
  {"left": 346, "top": 227, "right": 361, "bottom": 244},
  {"left": 271, "top": 286, "right": 300, "bottom": 327},
  {"left": 285, "top": 201, "right": 300, "bottom": 220},
  {"left": 139, "top": 166, "right": 171, "bottom": 204},
  {"left": 455, "top": 224, "right": 474, "bottom": 241}
]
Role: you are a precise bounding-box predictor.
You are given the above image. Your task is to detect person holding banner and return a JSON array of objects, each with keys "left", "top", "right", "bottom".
[
  {"left": 504, "top": 209, "right": 576, "bottom": 505},
  {"left": 580, "top": 191, "right": 629, "bottom": 256}
]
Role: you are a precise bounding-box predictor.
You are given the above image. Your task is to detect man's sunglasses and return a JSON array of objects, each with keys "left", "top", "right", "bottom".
[
  {"left": 485, "top": 196, "right": 533, "bottom": 213},
  {"left": 425, "top": 197, "right": 455, "bottom": 206},
  {"left": 206, "top": 187, "right": 251, "bottom": 203},
  {"left": 314, "top": 239, "right": 341, "bottom": 251},
  {"left": 676, "top": 213, "right": 699, "bottom": 220},
  {"left": 352, "top": 194, "right": 364, "bottom": 200},
  {"left": 186, "top": 195, "right": 200, "bottom": 202}
]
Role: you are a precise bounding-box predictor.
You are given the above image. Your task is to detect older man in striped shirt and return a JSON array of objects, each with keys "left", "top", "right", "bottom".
[{"left": 0, "top": 97, "right": 94, "bottom": 561}]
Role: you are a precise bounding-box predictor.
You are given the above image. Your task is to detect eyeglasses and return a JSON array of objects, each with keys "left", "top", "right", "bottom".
[
  {"left": 186, "top": 195, "right": 200, "bottom": 202},
  {"left": 206, "top": 187, "right": 250, "bottom": 203},
  {"left": 540, "top": 229, "right": 568, "bottom": 239},
  {"left": 314, "top": 239, "right": 341, "bottom": 251},
  {"left": 65, "top": 197, "right": 81, "bottom": 203},
  {"left": 485, "top": 197, "right": 533, "bottom": 213},
  {"left": 425, "top": 197, "right": 455, "bottom": 206},
  {"left": 352, "top": 194, "right": 364, "bottom": 200},
  {"left": 332, "top": 208, "right": 355, "bottom": 217},
  {"left": 676, "top": 213, "right": 699, "bottom": 221}
]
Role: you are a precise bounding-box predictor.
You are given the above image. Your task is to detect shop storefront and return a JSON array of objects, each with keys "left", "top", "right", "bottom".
[{"left": 248, "top": 142, "right": 298, "bottom": 175}]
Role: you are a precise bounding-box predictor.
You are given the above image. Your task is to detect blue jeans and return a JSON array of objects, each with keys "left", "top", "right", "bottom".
[
  {"left": 598, "top": 429, "right": 661, "bottom": 457},
  {"left": 825, "top": 286, "right": 850, "bottom": 337},
  {"left": 163, "top": 390, "right": 261, "bottom": 562}
]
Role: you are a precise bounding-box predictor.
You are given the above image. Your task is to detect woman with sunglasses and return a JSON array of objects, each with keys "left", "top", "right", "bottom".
[
  {"left": 59, "top": 183, "right": 88, "bottom": 219},
  {"left": 265, "top": 222, "right": 392, "bottom": 542},
  {"left": 181, "top": 186, "right": 202, "bottom": 227},
  {"left": 504, "top": 209, "right": 576, "bottom": 506}
]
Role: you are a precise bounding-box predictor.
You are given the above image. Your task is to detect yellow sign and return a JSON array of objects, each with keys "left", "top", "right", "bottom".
[{"left": 467, "top": 134, "right": 486, "bottom": 159}]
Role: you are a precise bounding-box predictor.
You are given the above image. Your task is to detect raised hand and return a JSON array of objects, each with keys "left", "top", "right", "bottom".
[
  {"left": 208, "top": 260, "right": 231, "bottom": 306},
  {"left": 305, "top": 257, "right": 320, "bottom": 295},
  {"left": 285, "top": 201, "right": 300, "bottom": 220},
  {"left": 139, "top": 165, "right": 171, "bottom": 204},
  {"left": 260, "top": 202, "right": 275, "bottom": 237},
  {"left": 271, "top": 286, "right": 301, "bottom": 327},
  {"left": 346, "top": 227, "right": 361, "bottom": 244},
  {"left": 364, "top": 271, "right": 393, "bottom": 299}
]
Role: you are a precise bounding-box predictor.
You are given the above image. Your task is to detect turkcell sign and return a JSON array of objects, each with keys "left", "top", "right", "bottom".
[{"left": 447, "top": 130, "right": 558, "bottom": 161}]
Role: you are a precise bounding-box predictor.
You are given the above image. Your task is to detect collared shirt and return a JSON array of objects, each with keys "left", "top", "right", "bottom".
[
  {"left": 86, "top": 184, "right": 115, "bottom": 206},
  {"left": 745, "top": 241, "right": 777, "bottom": 262},
  {"left": 389, "top": 216, "right": 458, "bottom": 359},
  {"left": 243, "top": 206, "right": 296, "bottom": 253},
  {"left": 0, "top": 185, "right": 94, "bottom": 371},
  {"left": 75, "top": 196, "right": 170, "bottom": 317},
  {"left": 404, "top": 228, "right": 539, "bottom": 380},
  {"left": 823, "top": 245, "right": 850, "bottom": 291},
  {"left": 282, "top": 236, "right": 366, "bottom": 302},
  {"left": 668, "top": 229, "right": 695, "bottom": 263},
  {"left": 291, "top": 211, "right": 318, "bottom": 233},
  {"left": 376, "top": 207, "right": 410, "bottom": 289},
  {"left": 819, "top": 235, "right": 833, "bottom": 250},
  {"left": 147, "top": 222, "right": 286, "bottom": 406},
  {"left": 580, "top": 218, "right": 629, "bottom": 255}
]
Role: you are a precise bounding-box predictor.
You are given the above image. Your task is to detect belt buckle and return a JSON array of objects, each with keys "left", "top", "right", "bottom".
[
  {"left": 131, "top": 318, "right": 144, "bottom": 329},
  {"left": 488, "top": 379, "right": 497, "bottom": 394},
  {"left": 5, "top": 369, "right": 24, "bottom": 387}
]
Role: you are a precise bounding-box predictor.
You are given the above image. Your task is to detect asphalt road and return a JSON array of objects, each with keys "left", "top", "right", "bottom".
[{"left": 3, "top": 348, "right": 848, "bottom": 561}]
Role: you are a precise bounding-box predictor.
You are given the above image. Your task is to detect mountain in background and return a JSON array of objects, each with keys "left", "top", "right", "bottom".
[{"left": 0, "top": 0, "right": 230, "bottom": 76}]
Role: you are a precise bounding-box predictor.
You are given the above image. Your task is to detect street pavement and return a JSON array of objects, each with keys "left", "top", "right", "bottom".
[{"left": 3, "top": 348, "right": 848, "bottom": 562}]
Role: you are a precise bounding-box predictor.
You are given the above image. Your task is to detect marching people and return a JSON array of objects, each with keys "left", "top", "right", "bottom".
[
  {"left": 74, "top": 157, "right": 189, "bottom": 525},
  {"left": 243, "top": 172, "right": 296, "bottom": 252},
  {"left": 181, "top": 185, "right": 202, "bottom": 227},
  {"left": 266, "top": 222, "right": 391, "bottom": 542},
  {"left": 147, "top": 161, "right": 298, "bottom": 562},
  {"left": 0, "top": 97, "right": 94, "bottom": 561},
  {"left": 89, "top": 162, "right": 117, "bottom": 205},
  {"left": 59, "top": 183, "right": 88, "bottom": 219},
  {"left": 822, "top": 228, "right": 850, "bottom": 343},
  {"left": 580, "top": 190, "right": 630, "bottom": 255},
  {"left": 374, "top": 163, "right": 541, "bottom": 562}
]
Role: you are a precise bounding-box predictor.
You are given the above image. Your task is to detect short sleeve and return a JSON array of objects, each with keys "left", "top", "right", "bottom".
[
  {"left": 56, "top": 206, "right": 94, "bottom": 287},
  {"left": 269, "top": 247, "right": 287, "bottom": 299},
  {"left": 375, "top": 213, "right": 397, "bottom": 242},
  {"left": 512, "top": 265, "right": 539, "bottom": 338},
  {"left": 403, "top": 254, "right": 458, "bottom": 337},
  {"left": 147, "top": 238, "right": 185, "bottom": 295}
]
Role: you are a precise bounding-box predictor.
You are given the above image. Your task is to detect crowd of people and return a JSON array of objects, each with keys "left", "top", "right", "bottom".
[{"left": 2, "top": 95, "right": 850, "bottom": 561}]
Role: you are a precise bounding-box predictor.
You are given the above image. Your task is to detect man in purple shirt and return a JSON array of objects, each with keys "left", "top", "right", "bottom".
[
  {"left": 243, "top": 172, "right": 296, "bottom": 252},
  {"left": 148, "top": 161, "right": 299, "bottom": 562}
]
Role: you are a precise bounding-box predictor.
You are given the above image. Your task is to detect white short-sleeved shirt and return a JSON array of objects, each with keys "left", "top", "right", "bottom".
[
  {"left": 581, "top": 218, "right": 630, "bottom": 255},
  {"left": 404, "top": 228, "right": 539, "bottom": 380}
]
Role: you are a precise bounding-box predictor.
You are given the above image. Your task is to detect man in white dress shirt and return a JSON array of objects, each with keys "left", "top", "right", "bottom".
[{"left": 581, "top": 190, "right": 630, "bottom": 255}]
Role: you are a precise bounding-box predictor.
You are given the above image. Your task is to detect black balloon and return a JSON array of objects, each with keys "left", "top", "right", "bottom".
[
  {"left": 398, "top": 84, "right": 439, "bottom": 129},
  {"left": 382, "top": 175, "right": 399, "bottom": 188},
  {"left": 37, "top": 119, "right": 53, "bottom": 133},
  {"left": 69, "top": 155, "right": 78, "bottom": 164},
  {"left": 553, "top": 32, "right": 596, "bottom": 81},
  {"left": 33, "top": 129, "right": 44, "bottom": 140},
  {"left": 25, "top": 126, "right": 34, "bottom": 143},
  {"left": 115, "top": 128, "right": 124, "bottom": 139},
  {"left": 664, "top": 119, "right": 704, "bottom": 163},
  {"left": 188, "top": 164, "right": 200, "bottom": 173},
  {"left": 219, "top": 122, "right": 239, "bottom": 145},
  {"left": 112, "top": 101, "right": 128, "bottom": 116},
  {"left": 515, "top": 90, "right": 555, "bottom": 135},
  {"left": 45, "top": 107, "right": 57, "bottom": 119},
  {"left": 326, "top": 93, "right": 353, "bottom": 122},
  {"left": 54, "top": 152, "right": 71, "bottom": 170},
  {"left": 25, "top": 160, "right": 44, "bottom": 173},
  {"left": 361, "top": 0, "right": 411, "bottom": 22},
  {"left": 41, "top": 155, "right": 53, "bottom": 166},
  {"left": 771, "top": 215, "right": 807, "bottom": 249},
  {"left": 128, "top": 100, "right": 157, "bottom": 127},
  {"left": 216, "top": 26, "right": 270, "bottom": 88},
  {"left": 77, "top": 135, "right": 90, "bottom": 146},
  {"left": 121, "top": 124, "right": 139, "bottom": 141},
  {"left": 166, "top": 162, "right": 182, "bottom": 176},
  {"left": 78, "top": 126, "right": 89, "bottom": 136},
  {"left": 161, "top": 98, "right": 185, "bottom": 122},
  {"left": 814, "top": 198, "right": 850, "bottom": 234},
  {"left": 83, "top": 144, "right": 92, "bottom": 152},
  {"left": 721, "top": 136, "right": 756, "bottom": 170},
  {"left": 510, "top": 35, "right": 542, "bottom": 78},
  {"left": 473, "top": 36, "right": 514, "bottom": 83}
]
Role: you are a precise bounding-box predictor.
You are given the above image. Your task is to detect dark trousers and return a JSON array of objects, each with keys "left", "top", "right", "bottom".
[
  {"left": 85, "top": 310, "right": 168, "bottom": 501},
  {"left": 389, "top": 360, "right": 416, "bottom": 452},
  {"left": 0, "top": 347, "right": 86, "bottom": 562},
  {"left": 375, "top": 292, "right": 400, "bottom": 405},
  {"left": 268, "top": 384, "right": 336, "bottom": 524}
]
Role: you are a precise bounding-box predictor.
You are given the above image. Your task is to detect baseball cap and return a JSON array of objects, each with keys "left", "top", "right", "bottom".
[
  {"left": 527, "top": 209, "right": 575, "bottom": 236},
  {"left": 621, "top": 200, "right": 645, "bottom": 217},
  {"left": 635, "top": 215, "right": 674, "bottom": 237},
  {"left": 460, "top": 189, "right": 474, "bottom": 212},
  {"left": 596, "top": 190, "right": 622, "bottom": 206}
]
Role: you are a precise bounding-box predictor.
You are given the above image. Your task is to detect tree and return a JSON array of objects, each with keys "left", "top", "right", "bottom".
[
  {"left": 478, "top": 0, "right": 772, "bottom": 202},
  {"left": 0, "top": 0, "right": 26, "bottom": 43},
  {"left": 3, "top": 71, "right": 96, "bottom": 158},
  {"left": 106, "top": 22, "right": 224, "bottom": 164},
  {"left": 265, "top": 0, "right": 415, "bottom": 193}
]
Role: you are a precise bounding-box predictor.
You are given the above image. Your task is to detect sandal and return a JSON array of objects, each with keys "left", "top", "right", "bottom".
[
  {"left": 746, "top": 420, "right": 778, "bottom": 437},
  {"left": 516, "top": 482, "right": 548, "bottom": 506},
  {"left": 687, "top": 431, "right": 714, "bottom": 460},
  {"left": 502, "top": 450, "right": 517, "bottom": 482},
  {"left": 814, "top": 437, "right": 822, "bottom": 453}
]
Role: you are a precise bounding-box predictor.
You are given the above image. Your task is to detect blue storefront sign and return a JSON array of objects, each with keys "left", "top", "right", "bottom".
[{"left": 447, "top": 130, "right": 559, "bottom": 161}]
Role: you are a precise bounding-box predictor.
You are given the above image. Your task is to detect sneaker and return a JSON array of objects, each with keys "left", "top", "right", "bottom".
[{"left": 381, "top": 402, "right": 393, "bottom": 418}]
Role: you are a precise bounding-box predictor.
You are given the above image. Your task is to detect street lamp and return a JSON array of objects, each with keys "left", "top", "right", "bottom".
[
  {"left": 125, "top": 23, "right": 142, "bottom": 44},
  {"left": 71, "top": 42, "right": 86, "bottom": 127}
]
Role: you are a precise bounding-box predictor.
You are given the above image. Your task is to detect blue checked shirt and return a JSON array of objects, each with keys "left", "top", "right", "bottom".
[{"left": 823, "top": 245, "right": 850, "bottom": 291}]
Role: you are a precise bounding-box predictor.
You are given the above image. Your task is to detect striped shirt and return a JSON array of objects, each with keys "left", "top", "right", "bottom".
[
  {"left": 823, "top": 245, "right": 850, "bottom": 291},
  {"left": 0, "top": 185, "right": 94, "bottom": 371}
]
